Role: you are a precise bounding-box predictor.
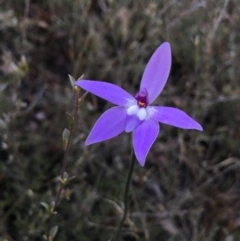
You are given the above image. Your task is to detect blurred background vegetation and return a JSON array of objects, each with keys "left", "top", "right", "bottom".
[{"left": 1, "top": 0, "right": 240, "bottom": 240}]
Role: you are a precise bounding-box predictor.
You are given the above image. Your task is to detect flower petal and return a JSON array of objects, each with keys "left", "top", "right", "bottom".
[
  {"left": 133, "top": 119, "right": 159, "bottom": 166},
  {"left": 75, "top": 80, "right": 134, "bottom": 106},
  {"left": 152, "top": 107, "right": 203, "bottom": 131},
  {"left": 140, "top": 42, "right": 171, "bottom": 104},
  {"left": 125, "top": 115, "right": 142, "bottom": 133},
  {"left": 85, "top": 106, "right": 127, "bottom": 145}
]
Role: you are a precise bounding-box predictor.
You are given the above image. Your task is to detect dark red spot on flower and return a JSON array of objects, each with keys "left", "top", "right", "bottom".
[{"left": 135, "top": 88, "right": 149, "bottom": 108}]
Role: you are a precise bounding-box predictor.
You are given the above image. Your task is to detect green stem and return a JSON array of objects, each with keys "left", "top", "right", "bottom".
[{"left": 113, "top": 147, "right": 135, "bottom": 241}]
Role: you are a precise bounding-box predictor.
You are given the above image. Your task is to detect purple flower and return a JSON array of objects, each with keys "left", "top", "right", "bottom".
[{"left": 76, "top": 42, "right": 203, "bottom": 166}]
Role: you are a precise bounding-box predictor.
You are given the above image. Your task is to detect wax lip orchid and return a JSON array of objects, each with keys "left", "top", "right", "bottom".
[{"left": 75, "top": 42, "right": 203, "bottom": 166}]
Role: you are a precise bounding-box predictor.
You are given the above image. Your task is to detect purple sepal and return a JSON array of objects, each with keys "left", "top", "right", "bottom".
[
  {"left": 133, "top": 119, "right": 159, "bottom": 166},
  {"left": 76, "top": 80, "right": 134, "bottom": 106},
  {"left": 85, "top": 106, "right": 127, "bottom": 145},
  {"left": 140, "top": 42, "right": 171, "bottom": 104},
  {"left": 152, "top": 107, "right": 203, "bottom": 131}
]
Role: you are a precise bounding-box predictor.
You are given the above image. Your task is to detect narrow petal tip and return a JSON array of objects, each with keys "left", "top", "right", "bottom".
[
  {"left": 84, "top": 139, "right": 92, "bottom": 146},
  {"left": 196, "top": 123, "right": 203, "bottom": 131}
]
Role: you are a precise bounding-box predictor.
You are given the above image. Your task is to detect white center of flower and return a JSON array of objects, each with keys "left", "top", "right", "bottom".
[
  {"left": 127, "top": 105, "right": 139, "bottom": 115},
  {"left": 137, "top": 108, "right": 147, "bottom": 120},
  {"left": 127, "top": 105, "right": 149, "bottom": 121}
]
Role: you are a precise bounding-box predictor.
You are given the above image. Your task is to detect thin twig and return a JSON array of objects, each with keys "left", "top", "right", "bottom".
[
  {"left": 22, "top": 0, "right": 30, "bottom": 50},
  {"left": 206, "top": 0, "right": 230, "bottom": 53},
  {"left": 46, "top": 89, "right": 80, "bottom": 240}
]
